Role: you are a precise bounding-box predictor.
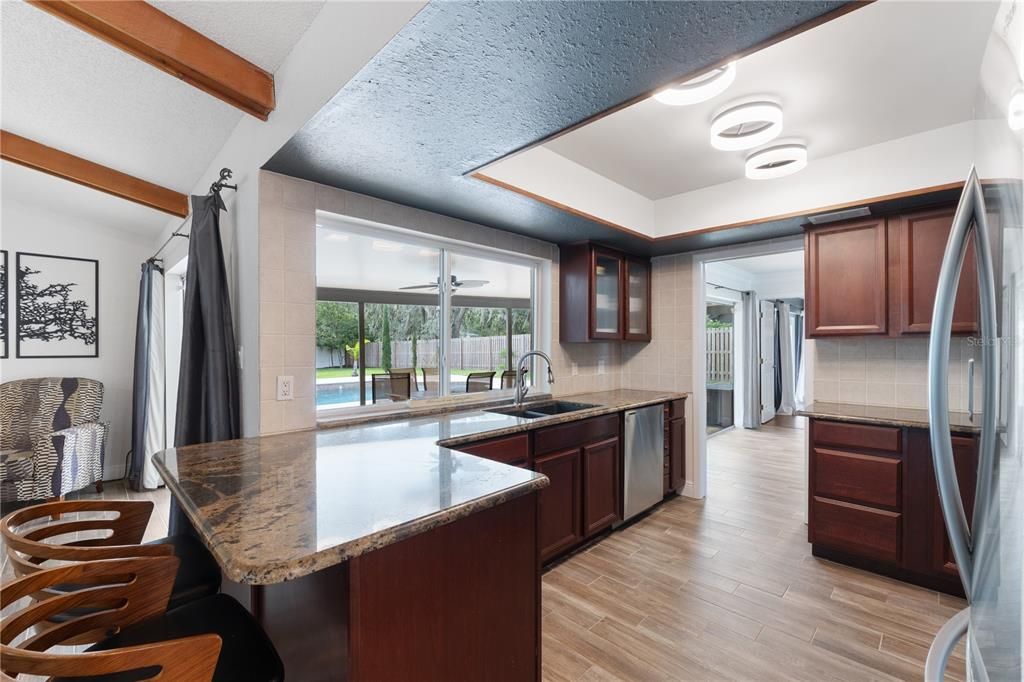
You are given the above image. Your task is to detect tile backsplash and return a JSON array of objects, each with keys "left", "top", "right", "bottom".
[{"left": 813, "top": 336, "right": 982, "bottom": 412}]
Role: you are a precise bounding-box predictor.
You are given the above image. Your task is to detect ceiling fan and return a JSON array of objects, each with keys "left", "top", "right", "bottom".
[{"left": 399, "top": 274, "right": 489, "bottom": 291}]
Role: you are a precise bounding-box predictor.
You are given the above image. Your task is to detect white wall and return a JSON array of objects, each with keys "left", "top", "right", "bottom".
[
  {"left": 477, "top": 146, "right": 656, "bottom": 234},
  {"left": 152, "top": 1, "right": 426, "bottom": 437},
  {"left": 0, "top": 199, "right": 152, "bottom": 481},
  {"left": 654, "top": 122, "right": 977, "bottom": 236},
  {"left": 475, "top": 121, "right": 980, "bottom": 238}
]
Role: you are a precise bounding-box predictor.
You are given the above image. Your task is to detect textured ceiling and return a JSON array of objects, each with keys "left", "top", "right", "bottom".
[
  {"left": 544, "top": 1, "right": 998, "bottom": 199},
  {"left": 264, "top": 1, "right": 850, "bottom": 256},
  {"left": 0, "top": 0, "right": 323, "bottom": 233},
  {"left": 1, "top": 161, "right": 171, "bottom": 239}
]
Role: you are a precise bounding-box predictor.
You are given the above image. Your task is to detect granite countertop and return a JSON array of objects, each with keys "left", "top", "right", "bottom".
[
  {"left": 153, "top": 389, "right": 687, "bottom": 585},
  {"left": 798, "top": 401, "right": 981, "bottom": 433}
]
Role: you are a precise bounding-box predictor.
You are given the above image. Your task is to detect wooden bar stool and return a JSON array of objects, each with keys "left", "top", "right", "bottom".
[
  {"left": 0, "top": 556, "right": 283, "bottom": 681},
  {"left": 1, "top": 499, "right": 221, "bottom": 614}
]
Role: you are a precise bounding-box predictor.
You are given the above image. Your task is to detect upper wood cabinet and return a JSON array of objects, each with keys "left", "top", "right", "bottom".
[
  {"left": 893, "top": 206, "right": 978, "bottom": 335},
  {"left": 805, "top": 218, "right": 889, "bottom": 337},
  {"left": 624, "top": 258, "right": 651, "bottom": 341},
  {"left": 560, "top": 243, "right": 651, "bottom": 342},
  {"left": 805, "top": 202, "right": 984, "bottom": 338}
]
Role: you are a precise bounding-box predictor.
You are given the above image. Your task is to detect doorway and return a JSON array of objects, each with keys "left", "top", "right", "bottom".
[
  {"left": 690, "top": 238, "right": 807, "bottom": 500},
  {"left": 705, "top": 300, "right": 735, "bottom": 435}
]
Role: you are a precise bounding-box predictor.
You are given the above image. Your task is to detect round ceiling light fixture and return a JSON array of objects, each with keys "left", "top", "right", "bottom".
[
  {"left": 745, "top": 144, "right": 808, "bottom": 180},
  {"left": 653, "top": 62, "right": 736, "bottom": 106},
  {"left": 710, "top": 101, "right": 783, "bottom": 151}
]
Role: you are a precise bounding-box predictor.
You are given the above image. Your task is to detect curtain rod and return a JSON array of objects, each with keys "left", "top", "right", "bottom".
[
  {"left": 148, "top": 168, "right": 237, "bottom": 263},
  {"left": 706, "top": 282, "right": 747, "bottom": 295}
]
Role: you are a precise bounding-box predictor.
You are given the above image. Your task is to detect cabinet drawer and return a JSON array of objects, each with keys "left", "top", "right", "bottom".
[
  {"left": 813, "top": 448, "right": 901, "bottom": 509},
  {"left": 534, "top": 414, "right": 619, "bottom": 456},
  {"left": 457, "top": 433, "right": 530, "bottom": 465},
  {"left": 667, "top": 399, "right": 685, "bottom": 419},
  {"left": 811, "top": 496, "right": 901, "bottom": 564},
  {"left": 812, "top": 420, "right": 901, "bottom": 453}
]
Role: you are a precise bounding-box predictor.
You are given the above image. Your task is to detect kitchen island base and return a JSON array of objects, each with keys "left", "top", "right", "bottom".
[{"left": 218, "top": 492, "right": 540, "bottom": 681}]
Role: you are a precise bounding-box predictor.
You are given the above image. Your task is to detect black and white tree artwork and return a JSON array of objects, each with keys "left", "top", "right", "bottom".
[
  {"left": 0, "top": 250, "right": 7, "bottom": 359},
  {"left": 16, "top": 252, "right": 99, "bottom": 358}
]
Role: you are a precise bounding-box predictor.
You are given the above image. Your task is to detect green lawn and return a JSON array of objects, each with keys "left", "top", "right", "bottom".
[{"left": 316, "top": 367, "right": 506, "bottom": 379}]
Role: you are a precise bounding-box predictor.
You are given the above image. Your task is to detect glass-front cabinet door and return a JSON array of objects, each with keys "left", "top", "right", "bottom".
[
  {"left": 590, "top": 249, "right": 623, "bottom": 338},
  {"left": 624, "top": 258, "right": 651, "bottom": 341}
]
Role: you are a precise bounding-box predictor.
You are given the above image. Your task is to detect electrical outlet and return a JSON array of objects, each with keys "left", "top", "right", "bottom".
[
  {"left": 276, "top": 375, "right": 294, "bottom": 401},
  {"left": 571, "top": 362, "right": 579, "bottom": 376},
  {"left": 598, "top": 359, "right": 606, "bottom": 375}
]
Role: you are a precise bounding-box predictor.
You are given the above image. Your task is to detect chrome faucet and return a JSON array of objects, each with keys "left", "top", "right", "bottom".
[{"left": 514, "top": 350, "right": 554, "bottom": 408}]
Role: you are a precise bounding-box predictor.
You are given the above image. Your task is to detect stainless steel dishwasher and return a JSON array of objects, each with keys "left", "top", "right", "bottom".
[{"left": 621, "top": 404, "right": 665, "bottom": 522}]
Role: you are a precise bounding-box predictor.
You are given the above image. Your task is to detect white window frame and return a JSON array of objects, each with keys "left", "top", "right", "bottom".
[{"left": 314, "top": 213, "right": 551, "bottom": 419}]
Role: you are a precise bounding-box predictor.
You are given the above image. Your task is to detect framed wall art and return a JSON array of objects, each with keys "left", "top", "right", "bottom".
[{"left": 16, "top": 252, "right": 99, "bottom": 358}]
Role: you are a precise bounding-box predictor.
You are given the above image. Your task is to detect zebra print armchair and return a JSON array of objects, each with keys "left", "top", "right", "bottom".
[{"left": 0, "top": 378, "right": 108, "bottom": 503}]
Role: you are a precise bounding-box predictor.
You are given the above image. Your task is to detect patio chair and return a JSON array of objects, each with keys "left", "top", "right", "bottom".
[
  {"left": 371, "top": 373, "right": 411, "bottom": 403},
  {"left": 390, "top": 368, "right": 418, "bottom": 391},
  {"left": 420, "top": 367, "right": 440, "bottom": 395},
  {"left": 500, "top": 368, "right": 528, "bottom": 389},
  {"left": 465, "top": 371, "right": 496, "bottom": 393}
]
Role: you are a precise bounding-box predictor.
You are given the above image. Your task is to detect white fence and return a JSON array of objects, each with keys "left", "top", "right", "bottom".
[
  {"left": 317, "top": 334, "right": 533, "bottom": 370},
  {"left": 706, "top": 326, "right": 733, "bottom": 385}
]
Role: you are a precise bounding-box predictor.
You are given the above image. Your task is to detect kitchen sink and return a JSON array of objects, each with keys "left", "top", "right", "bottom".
[{"left": 486, "top": 401, "right": 599, "bottom": 419}]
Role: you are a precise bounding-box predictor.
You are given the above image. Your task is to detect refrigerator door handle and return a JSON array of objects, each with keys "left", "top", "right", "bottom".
[
  {"left": 925, "top": 607, "right": 971, "bottom": 681},
  {"left": 967, "top": 358, "right": 975, "bottom": 419},
  {"left": 927, "top": 167, "right": 999, "bottom": 600}
]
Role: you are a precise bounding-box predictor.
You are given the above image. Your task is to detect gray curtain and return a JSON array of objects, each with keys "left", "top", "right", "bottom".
[
  {"left": 174, "top": 193, "right": 240, "bottom": 446},
  {"left": 129, "top": 260, "right": 166, "bottom": 491},
  {"left": 740, "top": 291, "right": 760, "bottom": 429},
  {"left": 170, "top": 194, "right": 239, "bottom": 534}
]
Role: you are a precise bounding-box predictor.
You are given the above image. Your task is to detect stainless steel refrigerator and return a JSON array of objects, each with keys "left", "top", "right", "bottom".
[{"left": 927, "top": 2, "right": 1023, "bottom": 679}]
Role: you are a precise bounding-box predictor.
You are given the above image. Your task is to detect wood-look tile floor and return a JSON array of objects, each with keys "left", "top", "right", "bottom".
[
  {"left": 3, "top": 425, "right": 965, "bottom": 681},
  {"left": 541, "top": 422, "right": 967, "bottom": 681}
]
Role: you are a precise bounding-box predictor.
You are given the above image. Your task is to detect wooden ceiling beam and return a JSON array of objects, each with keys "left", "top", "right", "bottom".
[
  {"left": 1, "top": 130, "right": 189, "bottom": 217},
  {"left": 28, "top": 0, "right": 275, "bottom": 120}
]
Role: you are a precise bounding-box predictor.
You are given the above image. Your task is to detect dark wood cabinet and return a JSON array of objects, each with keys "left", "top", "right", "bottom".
[
  {"left": 457, "top": 433, "right": 530, "bottom": 467},
  {"left": 903, "top": 429, "right": 977, "bottom": 592},
  {"left": 560, "top": 242, "right": 651, "bottom": 343},
  {"left": 534, "top": 447, "right": 582, "bottom": 562},
  {"left": 582, "top": 437, "right": 620, "bottom": 536},
  {"left": 805, "top": 217, "right": 889, "bottom": 337},
  {"left": 623, "top": 258, "right": 651, "bottom": 342},
  {"left": 667, "top": 412, "right": 685, "bottom": 493},
  {"left": 805, "top": 202, "right": 989, "bottom": 338},
  {"left": 809, "top": 418, "right": 977, "bottom": 596},
  {"left": 893, "top": 206, "right": 978, "bottom": 335}
]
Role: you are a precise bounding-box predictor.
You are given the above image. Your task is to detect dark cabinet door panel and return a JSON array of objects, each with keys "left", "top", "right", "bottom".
[
  {"left": 668, "top": 417, "right": 685, "bottom": 492},
  {"left": 534, "top": 414, "right": 619, "bottom": 457},
  {"left": 582, "top": 437, "right": 620, "bottom": 536},
  {"left": 813, "top": 448, "right": 901, "bottom": 509},
  {"left": 812, "top": 420, "right": 901, "bottom": 453},
  {"left": 535, "top": 448, "right": 582, "bottom": 561},
  {"left": 811, "top": 496, "right": 902, "bottom": 565},
  {"left": 895, "top": 207, "right": 978, "bottom": 334},
  {"left": 456, "top": 433, "right": 530, "bottom": 465},
  {"left": 806, "top": 218, "right": 888, "bottom": 336},
  {"left": 932, "top": 435, "right": 978, "bottom": 578}
]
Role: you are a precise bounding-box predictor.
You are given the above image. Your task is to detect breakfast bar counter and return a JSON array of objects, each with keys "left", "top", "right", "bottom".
[{"left": 154, "top": 417, "right": 549, "bottom": 680}]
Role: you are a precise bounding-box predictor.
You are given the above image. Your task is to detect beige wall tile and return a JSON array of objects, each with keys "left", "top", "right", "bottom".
[
  {"left": 284, "top": 303, "right": 315, "bottom": 335},
  {"left": 284, "top": 334, "right": 315, "bottom": 367},
  {"left": 260, "top": 334, "right": 284, "bottom": 368},
  {"left": 261, "top": 302, "right": 284, "bottom": 335}
]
